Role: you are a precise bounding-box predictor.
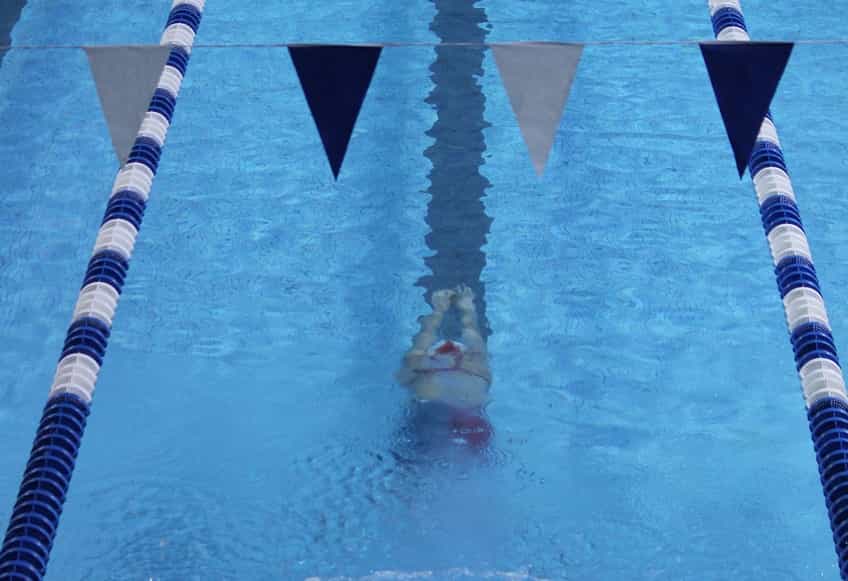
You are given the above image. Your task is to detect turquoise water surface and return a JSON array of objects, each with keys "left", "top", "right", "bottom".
[{"left": 2, "top": 1, "right": 848, "bottom": 579}]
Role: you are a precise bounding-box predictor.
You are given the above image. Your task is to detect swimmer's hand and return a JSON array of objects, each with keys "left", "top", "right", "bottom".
[
  {"left": 432, "top": 289, "right": 456, "bottom": 312},
  {"left": 455, "top": 284, "right": 475, "bottom": 311}
]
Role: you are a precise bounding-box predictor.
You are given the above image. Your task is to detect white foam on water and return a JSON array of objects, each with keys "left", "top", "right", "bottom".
[{"left": 305, "top": 568, "right": 551, "bottom": 581}]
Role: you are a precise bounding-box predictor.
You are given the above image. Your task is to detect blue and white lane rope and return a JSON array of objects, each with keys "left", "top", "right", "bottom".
[
  {"left": 0, "top": 2, "right": 204, "bottom": 579},
  {"left": 708, "top": 1, "right": 848, "bottom": 577}
]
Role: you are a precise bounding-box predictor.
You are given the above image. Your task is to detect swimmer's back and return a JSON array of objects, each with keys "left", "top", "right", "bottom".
[{"left": 411, "top": 367, "right": 490, "bottom": 408}]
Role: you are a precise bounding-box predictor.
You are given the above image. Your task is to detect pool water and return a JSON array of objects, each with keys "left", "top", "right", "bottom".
[{"left": 2, "top": 1, "right": 848, "bottom": 579}]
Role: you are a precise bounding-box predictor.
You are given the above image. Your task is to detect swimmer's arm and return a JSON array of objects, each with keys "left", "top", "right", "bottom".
[
  {"left": 455, "top": 285, "right": 491, "bottom": 382},
  {"left": 456, "top": 285, "right": 487, "bottom": 356},
  {"left": 407, "top": 310, "right": 444, "bottom": 359},
  {"left": 398, "top": 292, "right": 453, "bottom": 381},
  {"left": 460, "top": 312, "right": 486, "bottom": 356}
]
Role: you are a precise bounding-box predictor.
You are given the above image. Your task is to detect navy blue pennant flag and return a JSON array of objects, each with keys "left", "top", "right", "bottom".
[
  {"left": 289, "top": 45, "right": 382, "bottom": 180},
  {"left": 700, "top": 41, "right": 793, "bottom": 178}
]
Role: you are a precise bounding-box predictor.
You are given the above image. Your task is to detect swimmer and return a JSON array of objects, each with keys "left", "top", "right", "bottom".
[{"left": 396, "top": 284, "right": 492, "bottom": 445}]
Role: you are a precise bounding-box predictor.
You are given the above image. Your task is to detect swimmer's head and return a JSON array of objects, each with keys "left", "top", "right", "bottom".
[
  {"left": 425, "top": 339, "right": 466, "bottom": 369},
  {"left": 429, "top": 339, "right": 465, "bottom": 356}
]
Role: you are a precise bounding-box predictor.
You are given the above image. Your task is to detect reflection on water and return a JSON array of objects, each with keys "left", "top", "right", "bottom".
[{"left": 305, "top": 567, "right": 552, "bottom": 580}]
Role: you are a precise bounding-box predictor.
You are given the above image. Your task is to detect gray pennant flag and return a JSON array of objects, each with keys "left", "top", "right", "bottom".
[
  {"left": 85, "top": 45, "right": 171, "bottom": 165},
  {"left": 492, "top": 42, "right": 583, "bottom": 176}
]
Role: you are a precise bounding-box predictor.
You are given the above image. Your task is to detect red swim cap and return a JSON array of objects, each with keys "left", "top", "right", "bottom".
[{"left": 435, "top": 340, "right": 461, "bottom": 355}]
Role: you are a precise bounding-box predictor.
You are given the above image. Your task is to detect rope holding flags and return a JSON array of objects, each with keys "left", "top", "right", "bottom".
[{"left": 75, "top": 40, "right": 797, "bottom": 179}]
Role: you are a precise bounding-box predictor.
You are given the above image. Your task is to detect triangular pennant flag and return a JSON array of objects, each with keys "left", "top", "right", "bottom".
[
  {"left": 289, "top": 45, "right": 381, "bottom": 180},
  {"left": 492, "top": 42, "right": 583, "bottom": 176},
  {"left": 85, "top": 45, "right": 171, "bottom": 165},
  {"left": 0, "top": 0, "right": 27, "bottom": 69},
  {"left": 700, "top": 41, "right": 793, "bottom": 178}
]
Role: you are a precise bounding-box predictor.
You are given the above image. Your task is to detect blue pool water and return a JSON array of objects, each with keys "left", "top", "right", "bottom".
[{"left": 2, "top": 1, "right": 848, "bottom": 579}]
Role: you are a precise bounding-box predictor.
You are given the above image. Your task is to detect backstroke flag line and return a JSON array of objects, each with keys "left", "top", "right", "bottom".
[
  {"left": 289, "top": 45, "right": 382, "bottom": 180},
  {"left": 81, "top": 41, "right": 793, "bottom": 179},
  {"left": 491, "top": 42, "right": 584, "bottom": 176},
  {"left": 699, "top": 41, "right": 793, "bottom": 178},
  {"left": 85, "top": 45, "right": 172, "bottom": 166}
]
